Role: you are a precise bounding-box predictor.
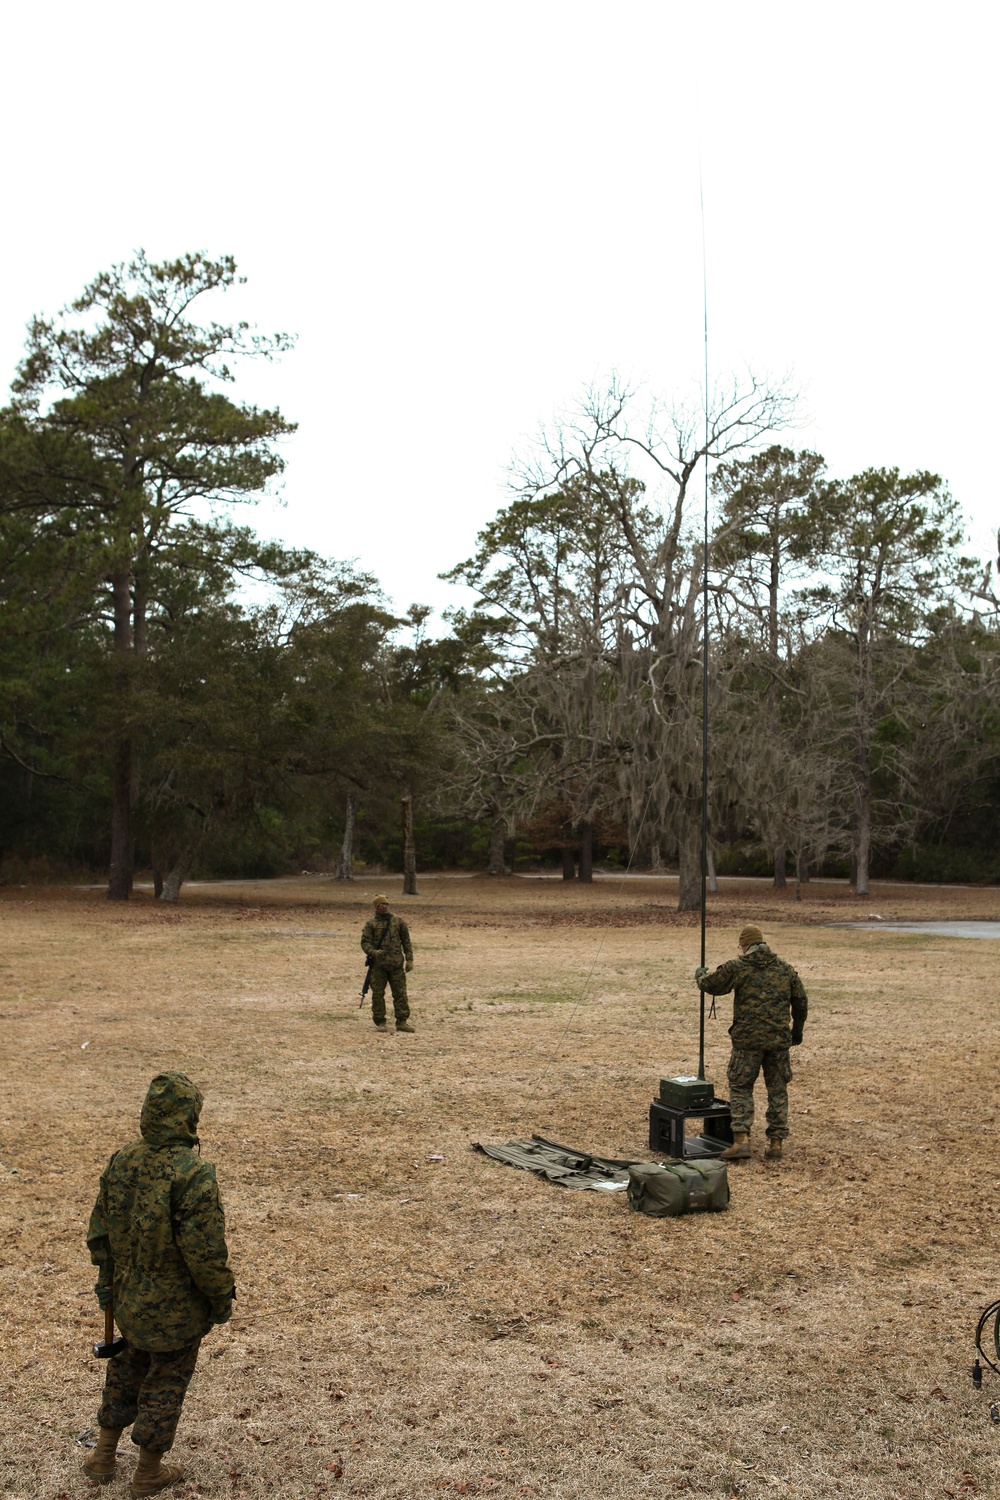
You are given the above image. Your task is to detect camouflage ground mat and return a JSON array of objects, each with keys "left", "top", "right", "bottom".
[{"left": 472, "top": 1134, "right": 640, "bottom": 1192}]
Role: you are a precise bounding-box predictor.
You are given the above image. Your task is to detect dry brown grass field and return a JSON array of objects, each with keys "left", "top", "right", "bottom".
[{"left": 2, "top": 873, "right": 1000, "bottom": 1500}]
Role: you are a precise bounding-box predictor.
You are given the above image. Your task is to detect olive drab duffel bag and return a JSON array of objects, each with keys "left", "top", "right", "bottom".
[{"left": 626, "top": 1159, "right": 730, "bottom": 1217}]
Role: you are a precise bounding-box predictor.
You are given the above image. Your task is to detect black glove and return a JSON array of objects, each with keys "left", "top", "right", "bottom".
[
  {"left": 211, "top": 1292, "right": 235, "bottom": 1325},
  {"left": 790, "top": 1030, "right": 803, "bottom": 1046},
  {"left": 95, "top": 1282, "right": 113, "bottom": 1310}
]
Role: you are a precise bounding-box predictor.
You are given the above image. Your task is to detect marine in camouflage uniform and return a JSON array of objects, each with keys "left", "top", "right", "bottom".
[
  {"left": 84, "top": 1072, "right": 235, "bottom": 1496},
  {"left": 361, "top": 894, "right": 415, "bottom": 1032},
  {"left": 696, "top": 924, "right": 807, "bottom": 1161}
]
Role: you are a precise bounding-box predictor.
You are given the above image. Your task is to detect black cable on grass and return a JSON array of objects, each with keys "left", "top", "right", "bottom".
[{"left": 975, "top": 1299, "right": 1000, "bottom": 1374}]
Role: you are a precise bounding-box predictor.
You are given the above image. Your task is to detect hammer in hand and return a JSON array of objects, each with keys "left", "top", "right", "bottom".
[{"left": 93, "top": 1301, "right": 126, "bottom": 1359}]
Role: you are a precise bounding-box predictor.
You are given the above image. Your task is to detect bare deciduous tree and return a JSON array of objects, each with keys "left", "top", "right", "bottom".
[{"left": 511, "top": 375, "right": 797, "bottom": 908}]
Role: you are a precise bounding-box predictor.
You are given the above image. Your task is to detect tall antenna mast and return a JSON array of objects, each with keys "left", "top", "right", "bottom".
[
  {"left": 697, "top": 158, "right": 710, "bottom": 1081},
  {"left": 651, "top": 158, "right": 722, "bottom": 1152},
  {"left": 655, "top": 156, "right": 719, "bottom": 1148}
]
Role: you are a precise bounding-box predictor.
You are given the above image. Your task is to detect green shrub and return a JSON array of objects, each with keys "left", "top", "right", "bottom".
[
  {"left": 715, "top": 842, "right": 774, "bottom": 877},
  {"left": 891, "top": 845, "right": 1000, "bottom": 884}
]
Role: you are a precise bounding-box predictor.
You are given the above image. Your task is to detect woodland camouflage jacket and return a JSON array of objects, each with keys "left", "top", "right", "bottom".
[
  {"left": 698, "top": 944, "right": 808, "bottom": 1051},
  {"left": 87, "top": 1072, "right": 235, "bottom": 1352},
  {"left": 361, "top": 912, "right": 413, "bottom": 969}
]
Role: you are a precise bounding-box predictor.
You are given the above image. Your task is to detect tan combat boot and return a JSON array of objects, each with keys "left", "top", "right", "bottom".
[
  {"left": 396, "top": 1021, "right": 415, "bottom": 1033},
  {"left": 374, "top": 1020, "right": 387, "bottom": 1031},
  {"left": 720, "top": 1131, "right": 751, "bottom": 1161},
  {"left": 764, "top": 1137, "right": 783, "bottom": 1160},
  {"left": 82, "top": 1425, "right": 123, "bottom": 1484},
  {"left": 129, "top": 1447, "right": 185, "bottom": 1497}
]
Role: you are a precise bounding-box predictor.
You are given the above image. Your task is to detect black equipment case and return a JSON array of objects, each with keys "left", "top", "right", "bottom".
[{"left": 649, "top": 1097, "right": 733, "bottom": 1159}]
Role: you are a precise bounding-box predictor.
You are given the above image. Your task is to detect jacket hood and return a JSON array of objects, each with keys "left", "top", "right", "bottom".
[
  {"left": 140, "top": 1072, "right": 203, "bottom": 1149},
  {"left": 742, "top": 942, "right": 778, "bottom": 968}
]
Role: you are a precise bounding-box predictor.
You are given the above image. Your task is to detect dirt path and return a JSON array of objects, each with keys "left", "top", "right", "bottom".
[{"left": 1, "top": 875, "right": 998, "bottom": 1498}]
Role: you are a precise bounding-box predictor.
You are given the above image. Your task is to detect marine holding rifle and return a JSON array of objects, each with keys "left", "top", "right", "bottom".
[
  {"left": 84, "top": 1072, "right": 235, "bottom": 1496},
  {"left": 695, "top": 924, "right": 808, "bottom": 1162},
  {"left": 361, "top": 893, "right": 415, "bottom": 1032}
]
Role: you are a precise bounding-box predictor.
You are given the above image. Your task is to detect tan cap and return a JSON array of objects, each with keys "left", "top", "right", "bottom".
[
  {"left": 373, "top": 893, "right": 390, "bottom": 906},
  {"left": 739, "top": 924, "right": 764, "bottom": 948}
]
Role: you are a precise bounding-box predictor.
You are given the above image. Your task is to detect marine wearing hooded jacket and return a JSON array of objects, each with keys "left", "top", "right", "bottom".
[
  {"left": 87, "top": 1072, "right": 235, "bottom": 1353},
  {"left": 697, "top": 943, "right": 808, "bottom": 1050}
]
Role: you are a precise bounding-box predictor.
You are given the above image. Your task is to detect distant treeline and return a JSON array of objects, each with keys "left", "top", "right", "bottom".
[{"left": 3, "top": 255, "right": 999, "bottom": 901}]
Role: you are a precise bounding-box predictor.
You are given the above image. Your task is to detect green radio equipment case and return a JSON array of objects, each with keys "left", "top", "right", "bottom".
[{"left": 660, "top": 1075, "right": 715, "bottom": 1109}]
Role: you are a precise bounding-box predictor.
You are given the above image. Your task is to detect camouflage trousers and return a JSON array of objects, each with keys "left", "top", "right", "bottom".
[
  {"left": 97, "top": 1337, "right": 201, "bottom": 1452},
  {"left": 727, "top": 1047, "right": 793, "bottom": 1140},
  {"left": 369, "top": 965, "right": 410, "bottom": 1025}
]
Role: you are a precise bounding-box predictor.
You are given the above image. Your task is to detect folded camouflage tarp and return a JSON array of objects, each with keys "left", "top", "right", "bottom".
[{"left": 472, "top": 1134, "right": 640, "bottom": 1192}]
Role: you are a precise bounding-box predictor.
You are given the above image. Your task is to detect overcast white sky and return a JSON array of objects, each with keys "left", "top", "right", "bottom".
[{"left": 2, "top": 1, "right": 996, "bottom": 620}]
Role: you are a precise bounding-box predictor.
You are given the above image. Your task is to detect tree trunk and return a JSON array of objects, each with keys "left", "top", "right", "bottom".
[
  {"left": 578, "top": 820, "right": 594, "bottom": 883},
  {"left": 335, "top": 792, "right": 356, "bottom": 880},
  {"left": 401, "top": 789, "right": 418, "bottom": 895},
  {"left": 107, "top": 566, "right": 134, "bottom": 901},
  {"left": 855, "top": 785, "right": 872, "bottom": 897},
  {"left": 160, "top": 856, "right": 188, "bottom": 903},
  {"left": 650, "top": 840, "right": 663, "bottom": 873},
  {"left": 152, "top": 865, "right": 164, "bottom": 899},
  {"left": 707, "top": 845, "right": 718, "bottom": 894},
  {"left": 561, "top": 846, "right": 576, "bottom": 880},
  {"left": 487, "top": 817, "right": 507, "bottom": 876},
  {"left": 797, "top": 852, "right": 810, "bottom": 884},
  {"left": 108, "top": 737, "right": 134, "bottom": 901},
  {"left": 773, "top": 847, "right": 787, "bottom": 889},
  {"left": 677, "top": 818, "right": 701, "bottom": 912}
]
